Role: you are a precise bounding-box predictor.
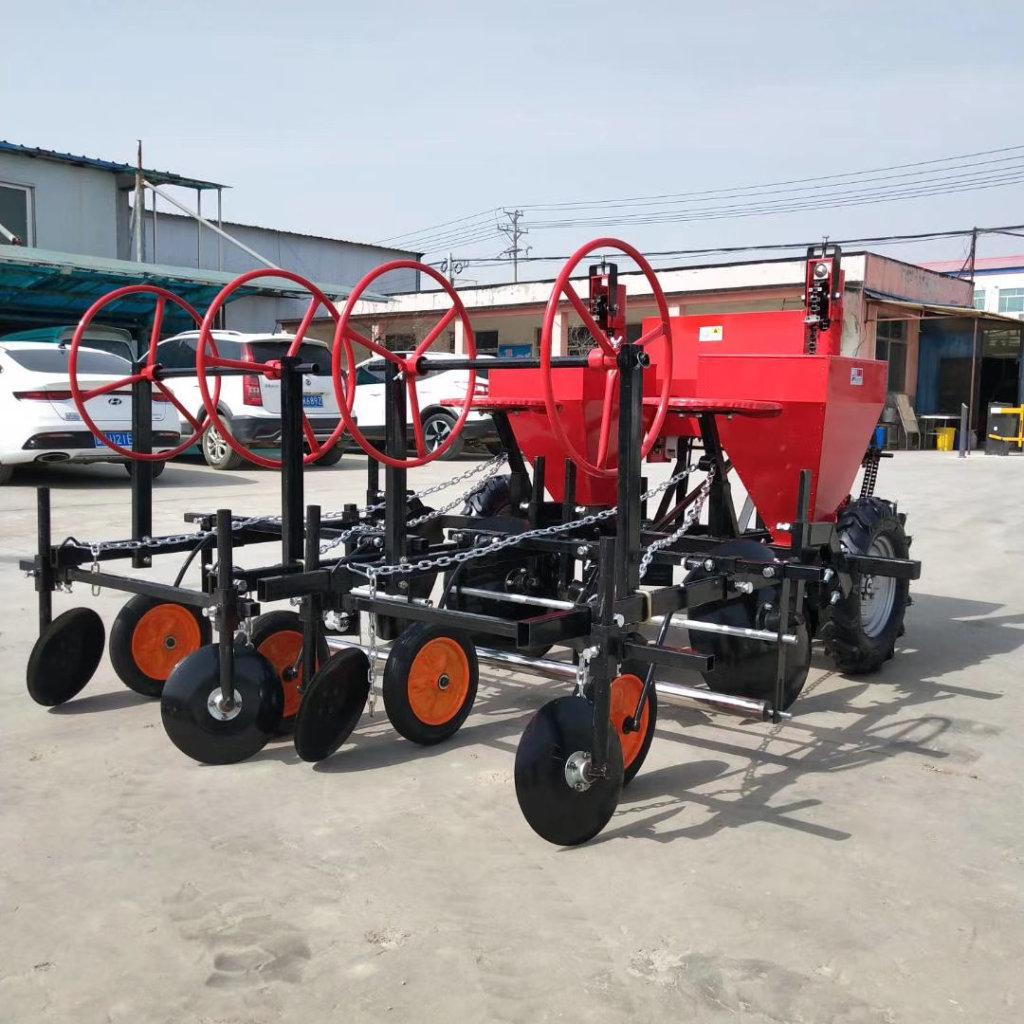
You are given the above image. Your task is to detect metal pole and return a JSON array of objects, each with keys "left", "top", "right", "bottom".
[
  {"left": 279, "top": 356, "right": 304, "bottom": 565},
  {"left": 134, "top": 140, "right": 144, "bottom": 263},
  {"left": 196, "top": 190, "right": 202, "bottom": 269},
  {"left": 967, "top": 316, "right": 980, "bottom": 452},
  {"left": 130, "top": 370, "right": 154, "bottom": 568},
  {"left": 216, "top": 508, "right": 237, "bottom": 706},
  {"left": 151, "top": 188, "right": 158, "bottom": 263},
  {"left": 217, "top": 187, "right": 223, "bottom": 272},
  {"left": 302, "top": 504, "right": 321, "bottom": 686},
  {"left": 36, "top": 487, "right": 52, "bottom": 632},
  {"left": 144, "top": 180, "right": 277, "bottom": 269},
  {"left": 382, "top": 359, "right": 408, "bottom": 638}
]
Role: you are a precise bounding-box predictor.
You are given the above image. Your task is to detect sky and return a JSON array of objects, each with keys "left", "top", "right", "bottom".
[{"left": 5, "top": 0, "right": 1024, "bottom": 283}]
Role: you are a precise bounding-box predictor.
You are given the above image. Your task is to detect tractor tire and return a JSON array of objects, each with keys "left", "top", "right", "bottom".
[{"left": 824, "top": 497, "right": 910, "bottom": 675}]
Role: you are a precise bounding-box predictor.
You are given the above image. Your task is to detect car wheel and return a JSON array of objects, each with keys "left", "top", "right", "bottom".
[
  {"left": 123, "top": 462, "right": 165, "bottom": 480},
  {"left": 422, "top": 410, "right": 463, "bottom": 460},
  {"left": 202, "top": 417, "right": 245, "bottom": 471},
  {"left": 313, "top": 445, "right": 344, "bottom": 467},
  {"left": 0, "top": 464, "right": 14, "bottom": 485}
]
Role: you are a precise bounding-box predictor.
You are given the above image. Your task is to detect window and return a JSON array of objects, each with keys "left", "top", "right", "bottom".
[
  {"left": 973, "top": 289, "right": 986, "bottom": 310},
  {"left": 997, "top": 288, "right": 1024, "bottom": 315},
  {"left": 875, "top": 319, "right": 908, "bottom": 393},
  {"left": 157, "top": 337, "right": 198, "bottom": 369},
  {"left": 4, "top": 346, "right": 131, "bottom": 375},
  {"left": 475, "top": 330, "right": 499, "bottom": 354},
  {"left": 0, "top": 182, "right": 33, "bottom": 246}
]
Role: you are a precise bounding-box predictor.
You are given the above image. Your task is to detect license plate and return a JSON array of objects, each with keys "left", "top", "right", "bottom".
[
  {"left": 303, "top": 394, "right": 324, "bottom": 409},
  {"left": 98, "top": 431, "right": 132, "bottom": 448}
]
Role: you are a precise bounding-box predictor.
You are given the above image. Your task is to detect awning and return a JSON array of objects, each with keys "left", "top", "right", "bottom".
[
  {"left": 864, "top": 289, "right": 1024, "bottom": 326},
  {"left": 0, "top": 247, "right": 391, "bottom": 328}
]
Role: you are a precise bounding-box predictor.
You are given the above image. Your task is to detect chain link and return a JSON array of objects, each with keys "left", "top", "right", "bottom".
[{"left": 637, "top": 465, "right": 716, "bottom": 581}]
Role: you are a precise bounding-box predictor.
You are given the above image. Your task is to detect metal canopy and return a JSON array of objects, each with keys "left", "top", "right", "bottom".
[
  {"left": 0, "top": 247, "right": 391, "bottom": 328},
  {"left": 865, "top": 289, "right": 1024, "bottom": 326}
]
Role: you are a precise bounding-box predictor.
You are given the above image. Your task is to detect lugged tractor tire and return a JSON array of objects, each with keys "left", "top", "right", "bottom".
[{"left": 824, "top": 497, "right": 911, "bottom": 675}]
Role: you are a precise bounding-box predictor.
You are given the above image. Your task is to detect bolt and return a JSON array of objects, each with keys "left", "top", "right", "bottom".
[
  {"left": 235, "top": 580, "right": 247, "bottom": 592},
  {"left": 576, "top": 546, "right": 589, "bottom": 557},
  {"left": 830, "top": 591, "right": 842, "bottom": 605},
  {"left": 397, "top": 580, "right": 408, "bottom": 591},
  {"left": 762, "top": 566, "right": 776, "bottom": 579},
  {"left": 734, "top": 580, "right": 754, "bottom": 595},
  {"left": 776, "top": 522, "right": 792, "bottom": 532},
  {"left": 823, "top": 568, "right": 835, "bottom": 582},
  {"left": 613, "top": 613, "right": 625, "bottom": 627},
  {"left": 703, "top": 559, "right": 715, "bottom": 571}
]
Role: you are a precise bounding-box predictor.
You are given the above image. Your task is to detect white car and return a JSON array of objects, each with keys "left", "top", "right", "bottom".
[
  {"left": 156, "top": 330, "right": 344, "bottom": 470},
  {"left": 351, "top": 354, "right": 495, "bottom": 459},
  {"left": 0, "top": 342, "right": 180, "bottom": 485}
]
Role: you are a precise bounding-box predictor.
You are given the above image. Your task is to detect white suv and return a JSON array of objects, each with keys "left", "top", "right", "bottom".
[
  {"left": 351, "top": 354, "right": 495, "bottom": 459},
  {"left": 157, "top": 331, "right": 343, "bottom": 470}
]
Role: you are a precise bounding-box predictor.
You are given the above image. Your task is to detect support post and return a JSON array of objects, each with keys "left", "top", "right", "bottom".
[
  {"left": 279, "top": 356, "right": 304, "bottom": 565},
  {"left": 302, "top": 504, "right": 322, "bottom": 686},
  {"left": 700, "top": 414, "right": 739, "bottom": 538},
  {"left": 615, "top": 344, "right": 644, "bottom": 595},
  {"left": 958, "top": 401, "right": 970, "bottom": 459},
  {"left": 590, "top": 535, "right": 616, "bottom": 775},
  {"left": 216, "top": 508, "right": 237, "bottom": 706},
  {"left": 382, "top": 359, "right": 407, "bottom": 637},
  {"left": 130, "top": 367, "right": 153, "bottom": 568},
  {"left": 36, "top": 487, "right": 53, "bottom": 632}
]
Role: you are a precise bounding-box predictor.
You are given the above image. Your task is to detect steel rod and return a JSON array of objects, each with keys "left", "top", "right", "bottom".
[{"left": 324, "top": 637, "right": 791, "bottom": 719}]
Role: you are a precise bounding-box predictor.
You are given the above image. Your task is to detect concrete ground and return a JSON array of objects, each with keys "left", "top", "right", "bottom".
[{"left": 0, "top": 450, "right": 1022, "bottom": 1024}]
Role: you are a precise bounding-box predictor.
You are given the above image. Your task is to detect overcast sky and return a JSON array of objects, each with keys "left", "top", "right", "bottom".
[{"left": 5, "top": 1, "right": 1024, "bottom": 281}]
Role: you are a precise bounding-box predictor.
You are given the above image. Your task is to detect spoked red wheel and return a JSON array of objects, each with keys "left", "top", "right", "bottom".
[
  {"left": 69, "top": 285, "right": 216, "bottom": 460},
  {"left": 195, "top": 270, "right": 356, "bottom": 470},
  {"left": 539, "top": 238, "right": 673, "bottom": 477},
  {"left": 333, "top": 261, "right": 476, "bottom": 469}
]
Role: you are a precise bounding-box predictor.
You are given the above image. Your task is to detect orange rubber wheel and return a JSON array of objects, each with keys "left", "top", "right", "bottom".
[
  {"left": 249, "top": 610, "right": 329, "bottom": 724},
  {"left": 383, "top": 623, "right": 478, "bottom": 744},
  {"left": 110, "top": 595, "right": 210, "bottom": 699},
  {"left": 609, "top": 673, "right": 658, "bottom": 785}
]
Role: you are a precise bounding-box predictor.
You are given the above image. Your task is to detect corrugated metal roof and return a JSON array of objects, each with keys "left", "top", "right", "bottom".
[
  {"left": 866, "top": 289, "right": 1024, "bottom": 325},
  {"left": 0, "top": 140, "right": 227, "bottom": 191},
  {"left": 0, "top": 247, "right": 392, "bottom": 325}
]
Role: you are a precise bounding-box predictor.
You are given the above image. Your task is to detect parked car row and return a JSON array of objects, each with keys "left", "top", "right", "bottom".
[{"left": 0, "top": 325, "right": 497, "bottom": 484}]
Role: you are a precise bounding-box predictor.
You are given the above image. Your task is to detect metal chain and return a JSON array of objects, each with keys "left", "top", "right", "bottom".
[
  {"left": 638, "top": 465, "right": 716, "bottom": 581},
  {"left": 365, "top": 574, "right": 379, "bottom": 715},
  {"left": 349, "top": 465, "right": 696, "bottom": 585}
]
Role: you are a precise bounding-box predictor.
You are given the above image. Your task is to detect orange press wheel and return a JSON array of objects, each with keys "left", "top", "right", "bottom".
[
  {"left": 109, "top": 595, "right": 210, "bottom": 699},
  {"left": 382, "top": 623, "right": 478, "bottom": 745},
  {"left": 248, "top": 610, "right": 330, "bottom": 725},
  {"left": 609, "top": 674, "right": 658, "bottom": 786}
]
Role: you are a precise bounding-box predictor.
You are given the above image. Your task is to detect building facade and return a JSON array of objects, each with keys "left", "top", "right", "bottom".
[{"left": 0, "top": 140, "right": 418, "bottom": 337}]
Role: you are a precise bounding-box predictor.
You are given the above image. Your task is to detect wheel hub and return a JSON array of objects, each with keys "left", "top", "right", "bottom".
[
  {"left": 564, "top": 750, "right": 593, "bottom": 792},
  {"left": 207, "top": 688, "right": 243, "bottom": 721},
  {"left": 437, "top": 673, "right": 451, "bottom": 691}
]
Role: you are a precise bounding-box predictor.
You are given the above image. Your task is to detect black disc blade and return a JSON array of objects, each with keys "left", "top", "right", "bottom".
[
  {"left": 514, "top": 695, "right": 624, "bottom": 847},
  {"left": 27, "top": 607, "right": 105, "bottom": 707},
  {"left": 294, "top": 649, "right": 370, "bottom": 762},
  {"left": 161, "top": 643, "right": 283, "bottom": 765},
  {"left": 686, "top": 539, "right": 811, "bottom": 709}
]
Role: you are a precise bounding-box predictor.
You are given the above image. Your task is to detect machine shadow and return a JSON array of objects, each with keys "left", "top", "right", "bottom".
[{"left": 585, "top": 596, "right": 1010, "bottom": 847}]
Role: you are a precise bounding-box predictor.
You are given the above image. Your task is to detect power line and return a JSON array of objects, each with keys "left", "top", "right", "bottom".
[{"left": 513, "top": 142, "right": 1024, "bottom": 212}]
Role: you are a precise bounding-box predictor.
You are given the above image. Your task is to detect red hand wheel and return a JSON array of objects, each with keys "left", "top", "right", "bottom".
[
  {"left": 195, "top": 269, "right": 355, "bottom": 470},
  {"left": 69, "top": 285, "right": 216, "bottom": 461},
  {"left": 332, "top": 260, "right": 476, "bottom": 470},
  {"left": 539, "top": 238, "right": 673, "bottom": 478}
]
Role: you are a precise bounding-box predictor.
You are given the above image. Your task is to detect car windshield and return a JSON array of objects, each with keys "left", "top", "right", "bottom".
[
  {"left": 2, "top": 346, "right": 132, "bottom": 375},
  {"left": 250, "top": 340, "right": 329, "bottom": 370},
  {"left": 357, "top": 366, "right": 384, "bottom": 385}
]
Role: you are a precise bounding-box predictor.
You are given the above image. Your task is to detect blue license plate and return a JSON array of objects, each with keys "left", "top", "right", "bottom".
[
  {"left": 98, "top": 431, "right": 133, "bottom": 448},
  {"left": 303, "top": 394, "right": 324, "bottom": 409}
]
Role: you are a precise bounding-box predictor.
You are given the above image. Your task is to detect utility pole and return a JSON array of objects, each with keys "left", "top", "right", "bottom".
[
  {"left": 497, "top": 208, "right": 530, "bottom": 283},
  {"left": 441, "top": 251, "right": 466, "bottom": 283},
  {"left": 134, "top": 139, "right": 145, "bottom": 263}
]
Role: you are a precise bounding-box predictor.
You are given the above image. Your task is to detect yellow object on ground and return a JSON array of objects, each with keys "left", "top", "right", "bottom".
[{"left": 936, "top": 426, "right": 956, "bottom": 451}]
